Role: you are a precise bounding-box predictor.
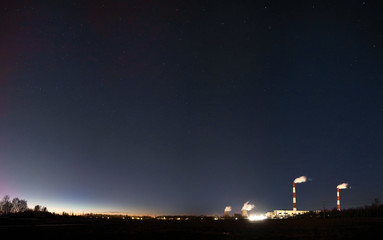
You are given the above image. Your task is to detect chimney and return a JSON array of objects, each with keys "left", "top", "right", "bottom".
[
  {"left": 293, "top": 181, "right": 296, "bottom": 211},
  {"left": 337, "top": 187, "right": 340, "bottom": 211}
]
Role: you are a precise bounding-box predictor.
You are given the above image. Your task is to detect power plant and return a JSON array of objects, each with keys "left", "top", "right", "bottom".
[
  {"left": 223, "top": 177, "right": 351, "bottom": 219},
  {"left": 267, "top": 176, "right": 310, "bottom": 218}
]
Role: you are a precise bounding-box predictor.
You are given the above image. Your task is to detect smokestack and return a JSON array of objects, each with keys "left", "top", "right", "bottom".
[
  {"left": 293, "top": 182, "right": 297, "bottom": 212},
  {"left": 337, "top": 183, "right": 349, "bottom": 211},
  {"left": 293, "top": 176, "right": 307, "bottom": 211},
  {"left": 224, "top": 206, "right": 231, "bottom": 217}
]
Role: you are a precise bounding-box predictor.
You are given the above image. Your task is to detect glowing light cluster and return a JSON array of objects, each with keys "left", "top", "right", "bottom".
[{"left": 248, "top": 214, "right": 267, "bottom": 221}]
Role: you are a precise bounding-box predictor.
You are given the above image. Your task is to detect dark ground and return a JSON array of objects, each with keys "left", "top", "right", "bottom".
[{"left": 0, "top": 217, "right": 382, "bottom": 239}]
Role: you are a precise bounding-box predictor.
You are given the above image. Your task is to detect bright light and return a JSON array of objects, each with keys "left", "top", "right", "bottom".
[{"left": 248, "top": 214, "right": 267, "bottom": 221}]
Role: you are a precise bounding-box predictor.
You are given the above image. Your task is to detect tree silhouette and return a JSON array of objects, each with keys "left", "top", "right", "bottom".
[
  {"left": 0, "top": 195, "right": 12, "bottom": 214},
  {"left": 11, "top": 198, "right": 28, "bottom": 213},
  {"left": 19, "top": 199, "right": 28, "bottom": 212},
  {"left": 34, "top": 205, "right": 42, "bottom": 212},
  {"left": 11, "top": 198, "right": 21, "bottom": 213}
]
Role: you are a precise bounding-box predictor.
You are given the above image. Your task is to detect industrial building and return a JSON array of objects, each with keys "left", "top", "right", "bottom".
[{"left": 266, "top": 210, "right": 309, "bottom": 219}]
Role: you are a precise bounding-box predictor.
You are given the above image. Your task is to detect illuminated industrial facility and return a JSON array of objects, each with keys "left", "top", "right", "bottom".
[
  {"left": 223, "top": 178, "right": 350, "bottom": 220},
  {"left": 266, "top": 210, "right": 309, "bottom": 219},
  {"left": 262, "top": 176, "right": 311, "bottom": 218}
]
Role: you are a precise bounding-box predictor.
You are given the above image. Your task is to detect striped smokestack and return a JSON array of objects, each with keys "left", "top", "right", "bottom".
[
  {"left": 292, "top": 176, "right": 307, "bottom": 212},
  {"left": 293, "top": 181, "right": 297, "bottom": 212},
  {"left": 336, "top": 183, "right": 348, "bottom": 211}
]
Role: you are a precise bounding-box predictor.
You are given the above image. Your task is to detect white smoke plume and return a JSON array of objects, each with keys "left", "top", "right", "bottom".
[
  {"left": 294, "top": 176, "right": 307, "bottom": 183},
  {"left": 241, "top": 201, "right": 255, "bottom": 211},
  {"left": 224, "top": 206, "right": 232, "bottom": 212},
  {"left": 337, "top": 183, "right": 349, "bottom": 189}
]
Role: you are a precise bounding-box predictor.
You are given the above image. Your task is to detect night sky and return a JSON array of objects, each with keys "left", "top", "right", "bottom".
[{"left": 1, "top": 1, "right": 382, "bottom": 215}]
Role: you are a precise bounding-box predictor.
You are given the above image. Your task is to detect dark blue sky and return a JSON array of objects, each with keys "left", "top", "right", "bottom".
[{"left": 1, "top": 1, "right": 382, "bottom": 215}]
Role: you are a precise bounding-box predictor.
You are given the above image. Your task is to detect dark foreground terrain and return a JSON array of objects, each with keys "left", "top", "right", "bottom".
[{"left": 0, "top": 217, "right": 382, "bottom": 239}]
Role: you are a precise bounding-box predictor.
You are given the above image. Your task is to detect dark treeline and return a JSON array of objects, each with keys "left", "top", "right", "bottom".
[
  {"left": 297, "top": 199, "right": 383, "bottom": 219},
  {"left": 0, "top": 195, "right": 51, "bottom": 217},
  {"left": 2, "top": 194, "right": 383, "bottom": 220}
]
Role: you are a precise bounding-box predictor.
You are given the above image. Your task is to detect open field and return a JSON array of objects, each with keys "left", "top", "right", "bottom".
[{"left": 1, "top": 217, "right": 382, "bottom": 239}]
